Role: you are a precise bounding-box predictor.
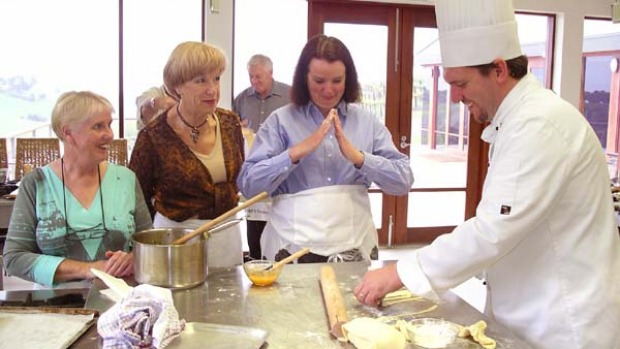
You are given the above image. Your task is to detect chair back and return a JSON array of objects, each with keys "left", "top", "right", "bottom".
[
  {"left": 15, "top": 138, "right": 61, "bottom": 180},
  {"left": 108, "top": 139, "right": 128, "bottom": 166},
  {"left": 0, "top": 138, "right": 7, "bottom": 169}
]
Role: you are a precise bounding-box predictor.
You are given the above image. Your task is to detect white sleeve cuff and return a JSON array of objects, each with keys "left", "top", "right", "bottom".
[{"left": 396, "top": 250, "right": 442, "bottom": 302}]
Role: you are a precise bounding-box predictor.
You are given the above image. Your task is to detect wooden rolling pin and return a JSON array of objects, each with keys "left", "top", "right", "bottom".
[
  {"left": 319, "top": 265, "right": 349, "bottom": 341},
  {"left": 172, "top": 191, "right": 269, "bottom": 245}
]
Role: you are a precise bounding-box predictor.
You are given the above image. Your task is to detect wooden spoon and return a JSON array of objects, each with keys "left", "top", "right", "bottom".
[
  {"left": 172, "top": 191, "right": 269, "bottom": 245},
  {"left": 263, "top": 247, "right": 311, "bottom": 270}
]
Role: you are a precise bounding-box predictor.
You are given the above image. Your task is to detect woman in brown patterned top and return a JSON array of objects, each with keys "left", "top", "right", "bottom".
[{"left": 129, "top": 41, "right": 245, "bottom": 267}]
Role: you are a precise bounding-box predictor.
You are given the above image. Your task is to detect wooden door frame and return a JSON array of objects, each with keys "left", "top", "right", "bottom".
[{"left": 308, "top": 0, "right": 403, "bottom": 244}]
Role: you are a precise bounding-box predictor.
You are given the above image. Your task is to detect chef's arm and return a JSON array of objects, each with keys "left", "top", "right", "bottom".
[
  {"left": 355, "top": 263, "right": 405, "bottom": 306},
  {"left": 399, "top": 118, "right": 571, "bottom": 296}
]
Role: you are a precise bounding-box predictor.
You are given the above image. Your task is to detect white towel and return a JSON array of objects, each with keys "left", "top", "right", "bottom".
[{"left": 97, "top": 284, "right": 186, "bottom": 349}]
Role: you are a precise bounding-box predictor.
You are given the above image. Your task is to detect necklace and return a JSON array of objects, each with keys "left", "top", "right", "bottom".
[
  {"left": 176, "top": 105, "right": 209, "bottom": 143},
  {"left": 61, "top": 157, "right": 107, "bottom": 235}
]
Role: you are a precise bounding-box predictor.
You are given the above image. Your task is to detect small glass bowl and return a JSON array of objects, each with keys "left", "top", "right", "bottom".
[
  {"left": 405, "top": 318, "right": 459, "bottom": 349},
  {"left": 242, "top": 260, "right": 283, "bottom": 286}
]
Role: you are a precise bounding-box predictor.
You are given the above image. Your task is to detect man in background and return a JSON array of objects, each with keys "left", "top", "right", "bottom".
[
  {"left": 233, "top": 54, "right": 291, "bottom": 132},
  {"left": 233, "top": 54, "right": 291, "bottom": 261}
]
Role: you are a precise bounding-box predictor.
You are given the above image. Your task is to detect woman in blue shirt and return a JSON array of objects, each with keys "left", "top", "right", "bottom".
[{"left": 237, "top": 35, "right": 413, "bottom": 262}]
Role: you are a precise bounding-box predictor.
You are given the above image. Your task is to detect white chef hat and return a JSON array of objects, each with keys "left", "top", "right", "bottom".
[{"left": 435, "top": 0, "right": 523, "bottom": 68}]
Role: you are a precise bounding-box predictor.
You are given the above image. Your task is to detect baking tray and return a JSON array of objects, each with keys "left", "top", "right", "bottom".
[
  {"left": 0, "top": 306, "right": 98, "bottom": 349},
  {"left": 167, "top": 322, "right": 268, "bottom": 349}
]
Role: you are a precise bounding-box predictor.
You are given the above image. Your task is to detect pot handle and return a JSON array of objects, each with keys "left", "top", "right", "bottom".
[
  {"left": 202, "top": 218, "right": 244, "bottom": 239},
  {"left": 173, "top": 191, "right": 269, "bottom": 245}
]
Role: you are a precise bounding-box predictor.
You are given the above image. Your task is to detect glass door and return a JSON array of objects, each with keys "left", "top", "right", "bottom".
[
  {"left": 309, "top": 1, "right": 402, "bottom": 245},
  {"left": 309, "top": 0, "right": 486, "bottom": 245}
]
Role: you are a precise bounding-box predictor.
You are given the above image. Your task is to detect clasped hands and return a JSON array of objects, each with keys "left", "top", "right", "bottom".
[{"left": 289, "top": 108, "right": 365, "bottom": 167}]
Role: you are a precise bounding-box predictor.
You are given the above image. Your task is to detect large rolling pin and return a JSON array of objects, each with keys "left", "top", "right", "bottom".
[
  {"left": 172, "top": 191, "right": 269, "bottom": 245},
  {"left": 319, "top": 265, "right": 349, "bottom": 341}
]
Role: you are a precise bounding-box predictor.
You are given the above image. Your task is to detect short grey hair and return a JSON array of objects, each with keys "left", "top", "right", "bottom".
[
  {"left": 247, "top": 54, "right": 273, "bottom": 72},
  {"left": 51, "top": 91, "right": 114, "bottom": 141}
]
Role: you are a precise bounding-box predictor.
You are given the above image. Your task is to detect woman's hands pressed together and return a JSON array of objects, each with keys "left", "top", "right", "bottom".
[
  {"left": 289, "top": 108, "right": 364, "bottom": 167},
  {"left": 332, "top": 109, "right": 365, "bottom": 167},
  {"left": 288, "top": 109, "right": 336, "bottom": 163}
]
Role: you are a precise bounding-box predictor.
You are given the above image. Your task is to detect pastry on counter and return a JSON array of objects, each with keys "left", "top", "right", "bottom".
[{"left": 342, "top": 317, "right": 406, "bottom": 349}]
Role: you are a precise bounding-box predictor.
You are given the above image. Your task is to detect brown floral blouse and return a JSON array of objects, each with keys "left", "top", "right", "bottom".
[{"left": 129, "top": 107, "right": 245, "bottom": 221}]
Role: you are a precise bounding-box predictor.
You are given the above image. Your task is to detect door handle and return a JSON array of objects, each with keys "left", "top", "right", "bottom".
[{"left": 400, "top": 135, "right": 410, "bottom": 149}]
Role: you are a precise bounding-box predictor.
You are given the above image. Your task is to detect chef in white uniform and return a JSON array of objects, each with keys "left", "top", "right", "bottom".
[
  {"left": 354, "top": 1, "right": 620, "bottom": 349},
  {"left": 237, "top": 35, "right": 414, "bottom": 263}
]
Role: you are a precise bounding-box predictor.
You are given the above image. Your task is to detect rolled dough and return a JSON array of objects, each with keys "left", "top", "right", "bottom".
[{"left": 342, "top": 317, "right": 406, "bottom": 349}]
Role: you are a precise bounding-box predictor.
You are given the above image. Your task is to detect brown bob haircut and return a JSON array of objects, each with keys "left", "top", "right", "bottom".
[{"left": 290, "top": 34, "right": 361, "bottom": 106}]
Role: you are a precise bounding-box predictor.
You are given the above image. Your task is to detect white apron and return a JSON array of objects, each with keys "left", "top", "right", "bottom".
[
  {"left": 154, "top": 212, "right": 243, "bottom": 268},
  {"left": 261, "top": 185, "right": 377, "bottom": 260},
  {"left": 245, "top": 198, "right": 272, "bottom": 222}
]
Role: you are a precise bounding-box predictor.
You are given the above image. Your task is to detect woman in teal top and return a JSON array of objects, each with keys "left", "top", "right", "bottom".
[{"left": 2, "top": 91, "right": 152, "bottom": 287}]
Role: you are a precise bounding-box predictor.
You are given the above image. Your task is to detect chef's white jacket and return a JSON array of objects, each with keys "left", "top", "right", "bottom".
[{"left": 398, "top": 74, "right": 620, "bottom": 349}]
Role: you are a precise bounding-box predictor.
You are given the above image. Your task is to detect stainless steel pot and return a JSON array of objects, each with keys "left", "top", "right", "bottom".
[{"left": 132, "top": 219, "right": 241, "bottom": 289}]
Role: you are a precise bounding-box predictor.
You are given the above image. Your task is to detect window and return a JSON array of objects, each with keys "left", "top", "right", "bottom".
[
  {"left": 411, "top": 13, "right": 555, "bottom": 186},
  {"left": 233, "top": 0, "right": 307, "bottom": 97},
  {"left": 516, "top": 13, "right": 554, "bottom": 87},
  {"left": 123, "top": 0, "right": 203, "bottom": 148},
  {"left": 0, "top": 0, "right": 202, "bottom": 177},
  {"left": 0, "top": 0, "right": 117, "bottom": 167},
  {"left": 580, "top": 18, "right": 620, "bottom": 179}
]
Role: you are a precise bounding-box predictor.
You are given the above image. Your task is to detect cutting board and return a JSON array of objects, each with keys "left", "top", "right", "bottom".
[{"left": 0, "top": 307, "right": 97, "bottom": 349}]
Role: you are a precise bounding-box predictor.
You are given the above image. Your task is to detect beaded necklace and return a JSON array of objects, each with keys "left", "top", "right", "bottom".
[{"left": 176, "top": 105, "right": 209, "bottom": 143}]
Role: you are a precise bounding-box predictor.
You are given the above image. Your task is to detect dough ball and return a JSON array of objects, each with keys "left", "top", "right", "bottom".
[{"left": 342, "top": 317, "right": 406, "bottom": 349}]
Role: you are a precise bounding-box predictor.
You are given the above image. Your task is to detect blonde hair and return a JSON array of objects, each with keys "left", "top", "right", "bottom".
[
  {"left": 163, "top": 41, "right": 227, "bottom": 100},
  {"left": 51, "top": 91, "right": 114, "bottom": 141}
]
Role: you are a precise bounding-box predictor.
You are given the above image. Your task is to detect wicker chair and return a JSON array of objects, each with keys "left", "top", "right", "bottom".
[
  {"left": 108, "top": 139, "right": 128, "bottom": 166},
  {"left": 0, "top": 138, "right": 7, "bottom": 169},
  {"left": 14, "top": 138, "right": 61, "bottom": 180}
]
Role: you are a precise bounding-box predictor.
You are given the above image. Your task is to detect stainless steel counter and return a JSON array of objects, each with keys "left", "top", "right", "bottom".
[{"left": 73, "top": 261, "right": 533, "bottom": 348}]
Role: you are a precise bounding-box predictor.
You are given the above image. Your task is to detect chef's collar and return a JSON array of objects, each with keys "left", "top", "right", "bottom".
[
  {"left": 481, "top": 121, "right": 500, "bottom": 144},
  {"left": 480, "top": 73, "right": 539, "bottom": 144}
]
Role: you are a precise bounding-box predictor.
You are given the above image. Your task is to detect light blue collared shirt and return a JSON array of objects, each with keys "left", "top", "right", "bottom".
[{"left": 237, "top": 101, "right": 414, "bottom": 198}]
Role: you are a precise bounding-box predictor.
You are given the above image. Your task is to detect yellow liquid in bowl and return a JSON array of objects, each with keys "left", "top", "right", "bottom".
[
  {"left": 247, "top": 272, "right": 278, "bottom": 286},
  {"left": 244, "top": 261, "right": 282, "bottom": 286}
]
